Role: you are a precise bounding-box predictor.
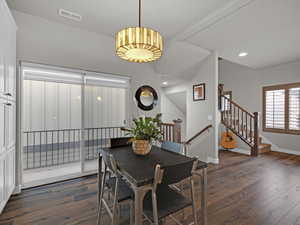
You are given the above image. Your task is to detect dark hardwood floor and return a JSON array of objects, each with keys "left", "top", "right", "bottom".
[{"left": 1, "top": 150, "right": 300, "bottom": 225}]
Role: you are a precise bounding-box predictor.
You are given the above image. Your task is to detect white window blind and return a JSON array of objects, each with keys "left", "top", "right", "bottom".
[
  {"left": 263, "top": 83, "right": 300, "bottom": 134},
  {"left": 265, "top": 89, "right": 285, "bottom": 129},
  {"left": 289, "top": 87, "right": 300, "bottom": 130},
  {"left": 85, "top": 72, "right": 130, "bottom": 88},
  {"left": 22, "top": 62, "right": 83, "bottom": 84}
]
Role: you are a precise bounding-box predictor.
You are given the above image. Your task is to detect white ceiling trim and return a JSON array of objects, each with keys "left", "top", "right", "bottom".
[{"left": 174, "top": 0, "right": 255, "bottom": 42}]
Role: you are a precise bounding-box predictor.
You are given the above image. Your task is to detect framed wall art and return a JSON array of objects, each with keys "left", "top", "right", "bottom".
[{"left": 193, "top": 83, "right": 206, "bottom": 101}]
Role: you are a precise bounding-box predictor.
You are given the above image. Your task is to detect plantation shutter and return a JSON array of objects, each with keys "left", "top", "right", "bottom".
[
  {"left": 265, "top": 89, "right": 285, "bottom": 129},
  {"left": 289, "top": 87, "right": 300, "bottom": 130}
]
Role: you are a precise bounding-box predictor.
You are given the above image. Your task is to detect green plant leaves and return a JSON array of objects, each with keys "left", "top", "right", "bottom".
[{"left": 126, "top": 113, "right": 163, "bottom": 143}]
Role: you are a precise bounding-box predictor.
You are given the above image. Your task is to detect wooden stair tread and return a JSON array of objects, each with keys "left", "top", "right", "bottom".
[
  {"left": 259, "top": 143, "right": 271, "bottom": 147},
  {"left": 258, "top": 143, "right": 271, "bottom": 153}
]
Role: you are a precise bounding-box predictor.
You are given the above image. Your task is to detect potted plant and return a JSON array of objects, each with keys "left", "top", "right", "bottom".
[{"left": 126, "top": 113, "right": 163, "bottom": 155}]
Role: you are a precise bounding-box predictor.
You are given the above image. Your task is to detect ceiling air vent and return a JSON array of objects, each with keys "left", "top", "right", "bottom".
[{"left": 58, "top": 9, "right": 82, "bottom": 22}]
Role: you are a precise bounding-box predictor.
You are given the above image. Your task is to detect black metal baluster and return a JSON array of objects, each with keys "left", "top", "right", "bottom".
[
  {"left": 100, "top": 128, "right": 103, "bottom": 148},
  {"left": 26, "top": 132, "right": 29, "bottom": 169},
  {"left": 45, "top": 131, "right": 48, "bottom": 167},
  {"left": 39, "top": 131, "right": 42, "bottom": 167},
  {"left": 33, "top": 132, "right": 35, "bottom": 169},
  {"left": 57, "top": 131, "right": 59, "bottom": 165},
  {"left": 73, "top": 129, "right": 75, "bottom": 161},
  {"left": 52, "top": 131, "right": 54, "bottom": 166},
  {"left": 63, "top": 130, "right": 65, "bottom": 164},
  {"left": 68, "top": 130, "right": 71, "bottom": 163},
  {"left": 93, "top": 128, "right": 95, "bottom": 159},
  {"left": 87, "top": 129, "right": 90, "bottom": 160}
]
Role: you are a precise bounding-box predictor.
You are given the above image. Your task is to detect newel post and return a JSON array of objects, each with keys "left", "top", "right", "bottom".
[
  {"left": 252, "top": 112, "right": 259, "bottom": 156},
  {"left": 218, "top": 84, "right": 224, "bottom": 110},
  {"left": 173, "top": 119, "right": 182, "bottom": 143}
]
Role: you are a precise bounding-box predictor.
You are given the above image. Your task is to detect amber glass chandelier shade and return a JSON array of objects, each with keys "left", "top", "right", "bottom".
[{"left": 116, "top": 27, "right": 163, "bottom": 63}]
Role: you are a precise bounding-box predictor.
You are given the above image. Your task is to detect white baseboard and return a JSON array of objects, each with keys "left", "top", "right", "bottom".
[
  {"left": 0, "top": 187, "right": 14, "bottom": 214},
  {"left": 228, "top": 148, "right": 251, "bottom": 155},
  {"left": 272, "top": 148, "right": 300, "bottom": 155},
  {"left": 13, "top": 185, "right": 22, "bottom": 195},
  {"left": 226, "top": 147, "right": 300, "bottom": 156},
  {"left": 207, "top": 157, "right": 219, "bottom": 164},
  {"left": 22, "top": 170, "right": 97, "bottom": 189},
  {"left": 0, "top": 200, "right": 7, "bottom": 215}
]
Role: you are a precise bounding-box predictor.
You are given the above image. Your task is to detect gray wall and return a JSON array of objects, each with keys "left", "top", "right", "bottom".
[
  {"left": 219, "top": 59, "right": 300, "bottom": 153},
  {"left": 164, "top": 53, "right": 219, "bottom": 163},
  {"left": 161, "top": 92, "right": 186, "bottom": 140}
]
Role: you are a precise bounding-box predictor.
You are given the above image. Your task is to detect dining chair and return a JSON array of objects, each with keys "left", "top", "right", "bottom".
[
  {"left": 110, "top": 137, "right": 132, "bottom": 148},
  {"left": 143, "top": 158, "right": 199, "bottom": 225},
  {"left": 161, "top": 141, "right": 186, "bottom": 192},
  {"left": 161, "top": 141, "right": 182, "bottom": 154},
  {"left": 97, "top": 150, "right": 134, "bottom": 225}
]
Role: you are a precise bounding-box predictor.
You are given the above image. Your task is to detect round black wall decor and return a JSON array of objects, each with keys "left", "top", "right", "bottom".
[{"left": 135, "top": 85, "right": 158, "bottom": 111}]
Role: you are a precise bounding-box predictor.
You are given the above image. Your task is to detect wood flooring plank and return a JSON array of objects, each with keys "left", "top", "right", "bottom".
[{"left": 0, "top": 151, "right": 299, "bottom": 225}]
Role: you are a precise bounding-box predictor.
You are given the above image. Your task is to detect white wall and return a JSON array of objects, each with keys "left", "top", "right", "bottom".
[
  {"left": 164, "top": 53, "right": 219, "bottom": 163},
  {"left": 12, "top": 10, "right": 162, "bottom": 120},
  {"left": 161, "top": 92, "right": 186, "bottom": 140},
  {"left": 219, "top": 59, "right": 300, "bottom": 153}
]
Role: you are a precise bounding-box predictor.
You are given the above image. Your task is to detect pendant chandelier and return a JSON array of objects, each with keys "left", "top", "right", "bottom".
[{"left": 115, "top": 0, "right": 163, "bottom": 63}]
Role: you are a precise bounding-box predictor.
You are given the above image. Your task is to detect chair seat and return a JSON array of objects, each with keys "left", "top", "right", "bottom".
[
  {"left": 106, "top": 177, "right": 133, "bottom": 202},
  {"left": 143, "top": 185, "right": 192, "bottom": 221}
]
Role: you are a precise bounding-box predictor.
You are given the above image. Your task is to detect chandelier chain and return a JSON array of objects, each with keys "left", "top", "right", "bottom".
[{"left": 139, "top": 0, "right": 141, "bottom": 27}]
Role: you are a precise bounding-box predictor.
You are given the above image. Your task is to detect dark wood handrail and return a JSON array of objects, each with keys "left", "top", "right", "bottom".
[
  {"left": 160, "top": 122, "right": 175, "bottom": 126},
  {"left": 183, "top": 125, "right": 213, "bottom": 145},
  {"left": 221, "top": 94, "right": 254, "bottom": 118}
]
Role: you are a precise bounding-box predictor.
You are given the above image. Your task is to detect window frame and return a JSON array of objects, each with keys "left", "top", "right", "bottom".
[{"left": 263, "top": 82, "right": 300, "bottom": 135}]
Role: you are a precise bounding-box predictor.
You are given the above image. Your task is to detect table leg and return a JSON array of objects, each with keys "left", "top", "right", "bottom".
[
  {"left": 134, "top": 186, "right": 149, "bottom": 225},
  {"left": 201, "top": 168, "right": 207, "bottom": 225}
]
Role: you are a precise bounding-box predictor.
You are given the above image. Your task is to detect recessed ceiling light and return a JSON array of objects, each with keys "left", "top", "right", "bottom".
[
  {"left": 239, "top": 52, "right": 248, "bottom": 57},
  {"left": 162, "top": 81, "right": 168, "bottom": 86},
  {"left": 97, "top": 96, "right": 102, "bottom": 101}
]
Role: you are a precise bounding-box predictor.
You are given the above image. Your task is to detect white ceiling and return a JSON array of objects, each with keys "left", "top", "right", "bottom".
[
  {"left": 7, "top": 0, "right": 235, "bottom": 38},
  {"left": 185, "top": 0, "right": 300, "bottom": 68},
  {"left": 155, "top": 41, "right": 210, "bottom": 75},
  {"left": 7, "top": 0, "right": 300, "bottom": 85}
]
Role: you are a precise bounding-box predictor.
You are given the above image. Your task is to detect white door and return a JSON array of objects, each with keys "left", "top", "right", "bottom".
[
  {"left": 0, "top": 56, "right": 4, "bottom": 95},
  {"left": 0, "top": 0, "right": 17, "bottom": 214},
  {"left": 5, "top": 31, "right": 16, "bottom": 100},
  {"left": 0, "top": 99, "right": 5, "bottom": 156},
  {"left": 0, "top": 158, "right": 4, "bottom": 211},
  {"left": 6, "top": 101, "right": 16, "bottom": 151}
]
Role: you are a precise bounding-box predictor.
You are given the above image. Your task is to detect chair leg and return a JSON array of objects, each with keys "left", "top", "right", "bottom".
[
  {"left": 111, "top": 178, "right": 119, "bottom": 225},
  {"left": 97, "top": 167, "right": 107, "bottom": 225},
  {"left": 152, "top": 190, "right": 159, "bottom": 225},
  {"left": 190, "top": 177, "right": 199, "bottom": 225}
]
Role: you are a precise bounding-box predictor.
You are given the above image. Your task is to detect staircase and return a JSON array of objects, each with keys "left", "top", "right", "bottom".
[{"left": 218, "top": 84, "right": 271, "bottom": 156}]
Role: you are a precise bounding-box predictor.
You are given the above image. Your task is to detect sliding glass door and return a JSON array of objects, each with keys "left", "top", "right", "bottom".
[
  {"left": 21, "top": 63, "right": 129, "bottom": 187},
  {"left": 83, "top": 73, "right": 128, "bottom": 172}
]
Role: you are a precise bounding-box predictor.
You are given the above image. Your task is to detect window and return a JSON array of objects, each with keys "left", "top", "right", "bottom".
[{"left": 263, "top": 83, "right": 300, "bottom": 134}]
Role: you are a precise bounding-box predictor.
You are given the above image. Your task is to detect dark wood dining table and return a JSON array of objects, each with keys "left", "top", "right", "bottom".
[{"left": 97, "top": 145, "right": 208, "bottom": 225}]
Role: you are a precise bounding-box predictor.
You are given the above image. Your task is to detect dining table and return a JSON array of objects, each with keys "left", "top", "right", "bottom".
[{"left": 97, "top": 145, "right": 208, "bottom": 225}]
